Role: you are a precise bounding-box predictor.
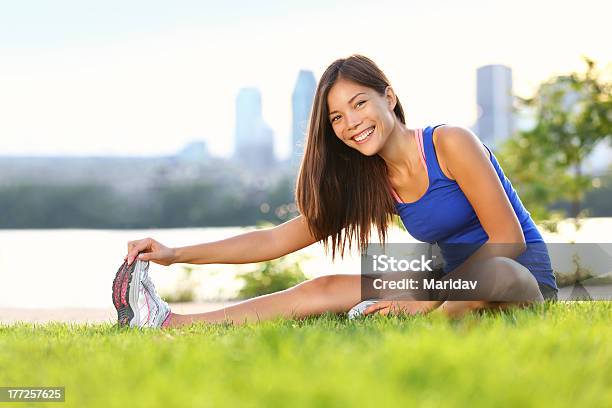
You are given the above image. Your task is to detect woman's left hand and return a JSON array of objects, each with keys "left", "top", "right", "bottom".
[{"left": 363, "top": 300, "right": 442, "bottom": 316}]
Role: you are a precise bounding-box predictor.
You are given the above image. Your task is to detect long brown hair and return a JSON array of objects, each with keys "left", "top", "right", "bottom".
[{"left": 295, "top": 55, "right": 406, "bottom": 259}]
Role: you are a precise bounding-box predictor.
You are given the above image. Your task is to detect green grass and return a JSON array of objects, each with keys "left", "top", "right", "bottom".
[{"left": 1, "top": 302, "right": 612, "bottom": 407}]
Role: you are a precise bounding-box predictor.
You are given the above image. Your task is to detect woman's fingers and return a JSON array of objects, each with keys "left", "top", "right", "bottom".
[
  {"left": 363, "top": 301, "right": 413, "bottom": 316},
  {"left": 126, "top": 238, "right": 153, "bottom": 265},
  {"left": 363, "top": 301, "right": 390, "bottom": 316},
  {"left": 125, "top": 238, "right": 173, "bottom": 266},
  {"left": 137, "top": 251, "right": 155, "bottom": 261},
  {"left": 126, "top": 240, "right": 138, "bottom": 255},
  {"left": 378, "top": 307, "right": 392, "bottom": 316}
]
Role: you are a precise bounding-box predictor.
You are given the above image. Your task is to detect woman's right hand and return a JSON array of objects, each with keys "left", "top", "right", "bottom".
[{"left": 125, "top": 237, "right": 177, "bottom": 266}]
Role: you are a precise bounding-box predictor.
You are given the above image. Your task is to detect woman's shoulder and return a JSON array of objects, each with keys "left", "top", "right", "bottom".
[
  {"left": 430, "top": 124, "right": 491, "bottom": 179},
  {"left": 431, "top": 124, "right": 489, "bottom": 159}
]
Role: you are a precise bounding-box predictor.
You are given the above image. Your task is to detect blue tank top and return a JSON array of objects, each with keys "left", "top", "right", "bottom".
[{"left": 393, "top": 124, "right": 557, "bottom": 290}]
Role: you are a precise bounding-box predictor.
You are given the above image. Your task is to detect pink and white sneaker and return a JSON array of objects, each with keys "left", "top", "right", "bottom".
[{"left": 112, "top": 259, "right": 171, "bottom": 328}]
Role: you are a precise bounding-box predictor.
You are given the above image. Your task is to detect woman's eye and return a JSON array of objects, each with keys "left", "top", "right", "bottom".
[
  {"left": 331, "top": 115, "right": 341, "bottom": 123},
  {"left": 356, "top": 100, "right": 366, "bottom": 108}
]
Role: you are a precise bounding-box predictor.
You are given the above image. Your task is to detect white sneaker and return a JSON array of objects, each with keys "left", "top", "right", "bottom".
[
  {"left": 112, "top": 259, "right": 171, "bottom": 328},
  {"left": 348, "top": 300, "right": 379, "bottom": 320}
]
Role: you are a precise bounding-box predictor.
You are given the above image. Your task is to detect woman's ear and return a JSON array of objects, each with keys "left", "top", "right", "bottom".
[{"left": 384, "top": 86, "right": 397, "bottom": 111}]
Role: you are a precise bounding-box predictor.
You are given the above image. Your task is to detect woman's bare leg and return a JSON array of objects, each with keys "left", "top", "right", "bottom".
[
  {"left": 165, "top": 257, "right": 544, "bottom": 327},
  {"left": 166, "top": 275, "right": 362, "bottom": 327}
]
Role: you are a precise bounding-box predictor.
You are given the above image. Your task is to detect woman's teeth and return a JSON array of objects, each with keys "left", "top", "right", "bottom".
[{"left": 354, "top": 127, "right": 374, "bottom": 143}]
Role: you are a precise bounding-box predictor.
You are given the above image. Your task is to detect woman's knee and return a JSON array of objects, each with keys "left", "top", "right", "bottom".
[
  {"left": 289, "top": 274, "right": 361, "bottom": 314},
  {"left": 484, "top": 257, "right": 541, "bottom": 301},
  {"left": 300, "top": 274, "right": 362, "bottom": 302},
  {"left": 298, "top": 274, "right": 348, "bottom": 297}
]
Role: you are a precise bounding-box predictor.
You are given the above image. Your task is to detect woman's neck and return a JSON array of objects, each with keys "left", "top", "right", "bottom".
[{"left": 377, "top": 121, "right": 420, "bottom": 180}]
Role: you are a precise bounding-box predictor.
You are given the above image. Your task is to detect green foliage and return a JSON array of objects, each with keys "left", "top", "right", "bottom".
[
  {"left": 582, "top": 171, "right": 612, "bottom": 216},
  {"left": 0, "top": 183, "right": 120, "bottom": 228},
  {"left": 497, "top": 57, "right": 612, "bottom": 227},
  {"left": 0, "top": 174, "right": 298, "bottom": 228},
  {"left": 1, "top": 302, "right": 612, "bottom": 407},
  {"left": 236, "top": 257, "right": 308, "bottom": 299},
  {"left": 392, "top": 214, "right": 406, "bottom": 231}
]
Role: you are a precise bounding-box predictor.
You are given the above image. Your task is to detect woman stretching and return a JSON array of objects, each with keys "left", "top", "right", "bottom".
[{"left": 113, "top": 55, "right": 558, "bottom": 329}]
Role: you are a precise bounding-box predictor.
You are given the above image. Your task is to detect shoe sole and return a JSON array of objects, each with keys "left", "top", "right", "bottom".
[{"left": 112, "top": 260, "right": 137, "bottom": 326}]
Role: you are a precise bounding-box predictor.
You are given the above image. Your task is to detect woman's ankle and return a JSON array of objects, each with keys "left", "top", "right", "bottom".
[{"left": 161, "top": 312, "right": 175, "bottom": 328}]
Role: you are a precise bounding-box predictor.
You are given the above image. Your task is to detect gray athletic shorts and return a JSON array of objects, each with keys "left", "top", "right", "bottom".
[{"left": 538, "top": 282, "right": 558, "bottom": 301}]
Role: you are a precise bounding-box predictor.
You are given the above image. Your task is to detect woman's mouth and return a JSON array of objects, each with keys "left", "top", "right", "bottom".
[{"left": 352, "top": 126, "right": 375, "bottom": 144}]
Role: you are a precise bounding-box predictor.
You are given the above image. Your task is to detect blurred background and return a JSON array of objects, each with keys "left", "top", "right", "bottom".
[{"left": 0, "top": 0, "right": 610, "bottom": 312}]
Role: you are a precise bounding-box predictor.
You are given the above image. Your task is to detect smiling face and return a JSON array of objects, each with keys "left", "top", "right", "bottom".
[{"left": 326, "top": 77, "right": 398, "bottom": 156}]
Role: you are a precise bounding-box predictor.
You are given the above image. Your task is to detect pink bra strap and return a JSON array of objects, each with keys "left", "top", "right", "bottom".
[
  {"left": 414, "top": 128, "right": 427, "bottom": 168},
  {"left": 390, "top": 187, "right": 403, "bottom": 203}
]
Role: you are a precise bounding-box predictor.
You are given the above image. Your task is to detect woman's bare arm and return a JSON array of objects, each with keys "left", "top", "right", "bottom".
[{"left": 172, "top": 215, "right": 318, "bottom": 265}]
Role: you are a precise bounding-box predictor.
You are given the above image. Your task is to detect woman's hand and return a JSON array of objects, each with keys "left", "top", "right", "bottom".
[
  {"left": 363, "top": 300, "right": 442, "bottom": 316},
  {"left": 125, "top": 237, "right": 177, "bottom": 266}
]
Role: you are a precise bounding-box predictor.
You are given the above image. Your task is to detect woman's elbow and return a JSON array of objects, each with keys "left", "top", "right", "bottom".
[{"left": 488, "top": 232, "right": 526, "bottom": 257}]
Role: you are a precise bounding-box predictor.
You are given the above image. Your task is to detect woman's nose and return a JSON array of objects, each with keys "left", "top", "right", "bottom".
[{"left": 346, "top": 112, "right": 362, "bottom": 130}]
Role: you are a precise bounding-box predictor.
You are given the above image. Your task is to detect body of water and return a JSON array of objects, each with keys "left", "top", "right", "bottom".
[{"left": 0, "top": 218, "right": 610, "bottom": 309}]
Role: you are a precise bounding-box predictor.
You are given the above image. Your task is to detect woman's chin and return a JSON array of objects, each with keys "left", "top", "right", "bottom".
[
  {"left": 356, "top": 146, "right": 379, "bottom": 157},
  {"left": 357, "top": 140, "right": 381, "bottom": 156}
]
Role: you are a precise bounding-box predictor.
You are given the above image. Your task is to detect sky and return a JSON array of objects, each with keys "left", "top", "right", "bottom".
[{"left": 0, "top": 0, "right": 610, "bottom": 159}]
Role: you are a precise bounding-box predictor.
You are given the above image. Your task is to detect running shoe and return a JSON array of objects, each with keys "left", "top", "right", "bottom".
[
  {"left": 348, "top": 300, "right": 379, "bottom": 320},
  {"left": 112, "top": 259, "right": 171, "bottom": 328}
]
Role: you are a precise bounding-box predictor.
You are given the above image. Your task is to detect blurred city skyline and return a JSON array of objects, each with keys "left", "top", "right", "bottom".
[{"left": 0, "top": 0, "right": 610, "bottom": 159}]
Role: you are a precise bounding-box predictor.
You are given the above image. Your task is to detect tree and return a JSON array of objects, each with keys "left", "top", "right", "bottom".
[{"left": 498, "top": 57, "right": 612, "bottom": 225}]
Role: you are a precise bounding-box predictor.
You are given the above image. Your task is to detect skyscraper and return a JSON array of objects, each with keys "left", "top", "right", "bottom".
[
  {"left": 291, "top": 70, "right": 317, "bottom": 166},
  {"left": 234, "top": 87, "right": 275, "bottom": 168},
  {"left": 178, "top": 140, "right": 209, "bottom": 162},
  {"left": 476, "top": 65, "right": 514, "bottom": 150}
]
